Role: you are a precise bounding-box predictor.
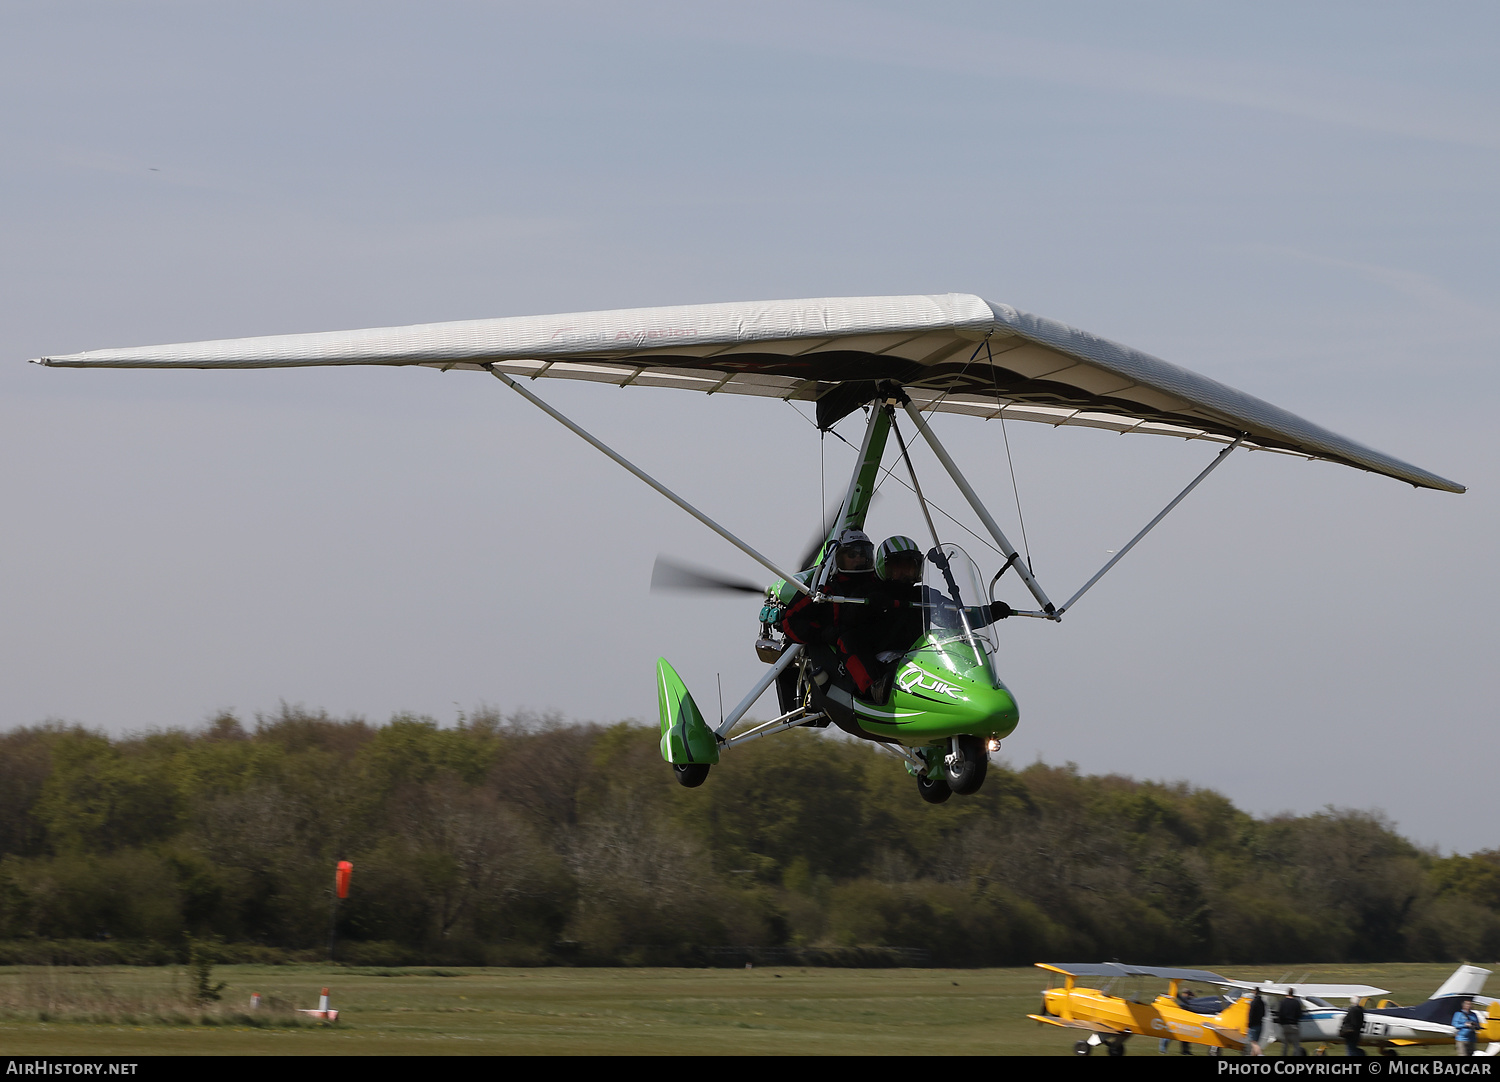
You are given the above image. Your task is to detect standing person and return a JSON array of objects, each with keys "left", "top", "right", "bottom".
[
  {"left": 1454, "top": 998, "right": 1482, "bottom": 1057},
  {"left": 1246, "top": 988, "right": 1267, "bottom": 1056},
  {"left": 1339, "top": 998, "right": 1367, "bottom": 1058},
  {"left": 1276, "top": 989, "right": 1305, "bottom": 1057}
]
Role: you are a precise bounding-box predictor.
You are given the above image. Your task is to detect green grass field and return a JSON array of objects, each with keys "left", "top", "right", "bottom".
[{"left": 0, "top": 962, "right": 1486, "bottom": 1056}]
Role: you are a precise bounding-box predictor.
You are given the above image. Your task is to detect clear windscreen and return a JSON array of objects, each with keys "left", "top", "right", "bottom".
[{"left": 921, "top": 543, "right": 997, "bottom": 656}]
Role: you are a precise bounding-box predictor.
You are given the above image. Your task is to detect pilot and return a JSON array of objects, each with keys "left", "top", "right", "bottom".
[
  {"left": 873, "top": 534, "right": 1015, "bottom": 655},
  {"left": 871, "top": 535, "right": 927, "bottom": 670},
  {"left": 780, "top": 529, "right": 884, "bottom": 697}
]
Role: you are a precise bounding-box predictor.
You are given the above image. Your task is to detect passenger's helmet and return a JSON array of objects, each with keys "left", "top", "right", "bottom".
[
  {"left": 834, "top": 528, "right": 875, "bottom": 573},
  {"left": 876, "top": 535, "right": 924, "bottom": 583}
]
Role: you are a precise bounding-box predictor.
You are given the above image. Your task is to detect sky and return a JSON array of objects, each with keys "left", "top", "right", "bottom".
[{"left": 1, "top": 2, "right": 1495, "bottom": 851}]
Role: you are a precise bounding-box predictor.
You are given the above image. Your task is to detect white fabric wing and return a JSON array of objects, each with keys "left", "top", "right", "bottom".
[{"left": 32, "top": 293, "right": 1463, "bottom": 493}]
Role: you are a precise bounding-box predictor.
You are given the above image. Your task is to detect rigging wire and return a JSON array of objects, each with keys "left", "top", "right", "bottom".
[
  {"left": 784, "top": 398, "right": 1003, "bottom": 558},
  {"left": 915, "top": 339, "right": 987, "bottom": 419},
  {"left": 987, "top": 339, "right": 1033, "bottom": 573}
]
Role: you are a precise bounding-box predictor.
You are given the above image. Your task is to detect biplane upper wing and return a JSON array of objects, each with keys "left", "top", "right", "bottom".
[{"left": 31, "top": 293, "right": 1464, "bottom": 493}]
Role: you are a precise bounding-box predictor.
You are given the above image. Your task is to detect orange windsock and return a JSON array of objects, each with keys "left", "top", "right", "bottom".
[{"left": 336, "top": 861, "right": 352, "bottom": 899}]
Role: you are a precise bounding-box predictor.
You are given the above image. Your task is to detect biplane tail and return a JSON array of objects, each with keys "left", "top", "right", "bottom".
[{"left": 656, "top": 658, "right": 720, "bottom": 766}]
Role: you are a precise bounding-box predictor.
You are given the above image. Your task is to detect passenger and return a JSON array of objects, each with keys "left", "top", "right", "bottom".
[{"left": 780, "top": 529, "right": 883, "bottom": 697}]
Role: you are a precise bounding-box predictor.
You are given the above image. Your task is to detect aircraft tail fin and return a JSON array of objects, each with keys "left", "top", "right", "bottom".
[{"left": 1432, "top": 965, "right": 1492, "bottom": 1000}]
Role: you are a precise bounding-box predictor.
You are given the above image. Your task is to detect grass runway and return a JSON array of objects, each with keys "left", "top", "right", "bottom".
[{"left": 0, "top": 962, "right": 1481, "bottom": 1056}]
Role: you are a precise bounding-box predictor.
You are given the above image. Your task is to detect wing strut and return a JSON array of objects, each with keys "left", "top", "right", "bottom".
[
  {"left": 485, "top": 365, "right": 813, "bottom": 596},
  {"left": 1056, "top": 436, "right": 1244, "bottom": 616},
  {"left": 899, "top": 400, "right": 1058, "bottom": 617},
  {"left": 715, "top": 643, "right": 803, "bottom": 738}
]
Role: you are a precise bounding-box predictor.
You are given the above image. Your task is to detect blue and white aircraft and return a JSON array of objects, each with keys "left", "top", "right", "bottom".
[{"left": 1232, "top": 965, "right": 1495, "bottom": 1056}]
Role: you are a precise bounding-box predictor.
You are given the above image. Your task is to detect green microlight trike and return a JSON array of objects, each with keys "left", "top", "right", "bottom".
[
  {"left": 31, "top": 293, "right": 1464, "bottom": 804},
  {"left": 654, "top": 384, "right": 1039, "bottom": 805}
]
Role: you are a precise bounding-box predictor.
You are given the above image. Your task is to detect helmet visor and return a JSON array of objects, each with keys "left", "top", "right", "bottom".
[
  {"left": 836, "top": 539, "right": 875, "bottom": 572},
  {"left": 883, "top": 550, "right": 923, "bottom": 583}
]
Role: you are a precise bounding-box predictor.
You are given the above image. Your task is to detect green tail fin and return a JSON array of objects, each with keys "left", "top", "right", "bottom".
[{"left": 656, "top": 658, "right": 720, "bottom": 765}]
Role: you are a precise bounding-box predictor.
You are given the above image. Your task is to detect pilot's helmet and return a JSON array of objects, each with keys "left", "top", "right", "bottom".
[
  {"left": 834, "top": 529, "right": 875, "bottom": 573},
  {"left": 876, "top": 535, "right": 924, "bottom": 583}
]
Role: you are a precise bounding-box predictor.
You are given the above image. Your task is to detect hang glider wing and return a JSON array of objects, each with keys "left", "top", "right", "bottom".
[{"left": 31, "top": 293, "right": 1464, "bottom": 493}]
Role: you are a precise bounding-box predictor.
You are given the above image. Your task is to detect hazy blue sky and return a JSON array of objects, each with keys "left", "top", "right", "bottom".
[{"left": 2, "top": 2, "right": 1495, "bottom": 850}]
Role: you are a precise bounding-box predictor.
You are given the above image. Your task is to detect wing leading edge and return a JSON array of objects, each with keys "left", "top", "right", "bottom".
[{"left": 31, "top": 293, "right": 1464, "bottom": 493}]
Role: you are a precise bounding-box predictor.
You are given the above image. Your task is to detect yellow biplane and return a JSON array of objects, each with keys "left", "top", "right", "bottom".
[{"left": 1029, "top": 962, "right": 1257, "bottom": 1056}]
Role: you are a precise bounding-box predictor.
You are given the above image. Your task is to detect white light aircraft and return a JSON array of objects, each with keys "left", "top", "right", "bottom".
[{"left": 1236, "top": 965, "right": 1497, "bottom": 1056}]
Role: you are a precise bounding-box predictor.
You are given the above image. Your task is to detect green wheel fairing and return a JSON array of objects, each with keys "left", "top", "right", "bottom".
[
  {"left": 656, "top": 657, "right": 720, "bottom": 765},
  {"left": 853, "top": 637, "right": 1019, "bottom": 743}
]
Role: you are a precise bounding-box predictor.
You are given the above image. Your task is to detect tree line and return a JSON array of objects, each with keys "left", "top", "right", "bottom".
[{"left": 0, "top": 708, "right": 1495, "bottom": 967}]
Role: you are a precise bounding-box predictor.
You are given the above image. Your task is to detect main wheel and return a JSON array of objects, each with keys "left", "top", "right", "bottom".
[
  {"left": 917, "top": 774, "right": 952, "bottom": 804},
  {"left": 673, "top": 763, "right": 710, "bottom": 788},
  {"left": 945, "top": 735, "right": 989, "bottom": 795},
  {"left": 1106, "top": 1038, "right": 1126, "bottom": 1056},
  {"left": 1073, "top": 1040, "right": 1092, "bottom": 1056}
]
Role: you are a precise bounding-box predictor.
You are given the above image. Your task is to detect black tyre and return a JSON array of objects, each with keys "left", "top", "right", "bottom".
[
  {"left": 1073, "top": 1040, "right": 1092, "bottom": 1056},
  {"left": 1106, "top": 1039, "right": 1126, "bottom": 1057},
  {"left": 917, "top": 774, "right": 952, "bottom": 804},
  {"left": 946, "top": 735, "right": 989, "bottom": 796},
  {"left": 673, "top": 763, "right": 710, "bottom": 788}
]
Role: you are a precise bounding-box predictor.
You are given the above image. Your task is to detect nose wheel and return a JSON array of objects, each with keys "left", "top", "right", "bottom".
[{"left": 944, "top": 735, "right": 989, "bottom": 795}]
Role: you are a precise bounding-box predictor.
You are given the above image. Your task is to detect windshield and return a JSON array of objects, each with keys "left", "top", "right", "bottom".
[{"left": 921, "top": 544, "right": 996, "bottom": 653}]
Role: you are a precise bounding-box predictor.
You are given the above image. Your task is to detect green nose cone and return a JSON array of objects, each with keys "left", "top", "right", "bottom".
[
  {"left": 858, "top": 645, "right": 1020, "bottom": 742},
  {"left": 971, "top": 681, "right": 1020, "bottom": 738}
]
